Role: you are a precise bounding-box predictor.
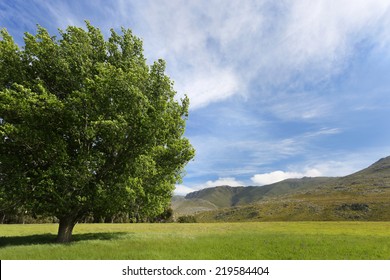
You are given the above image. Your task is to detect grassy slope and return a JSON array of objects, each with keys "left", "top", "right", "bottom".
[
  {"left": 1, "top": 222, "right": 390, "bottom": 260},
  {"left": 184, "top": 186, "right": 245, "bottom": 208},
  {"left": 171, "top": 196, "right": 218, "bottom": 217}
]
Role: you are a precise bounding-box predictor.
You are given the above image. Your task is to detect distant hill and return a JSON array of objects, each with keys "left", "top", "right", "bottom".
[
  {"left": 171, "top": 196, "right": 218, "bottom": 216},
  {"left": 183, "top": 177, "right": 335, "bottom": 206},
  {"left": 172, "top": 156, "right": 390, "bottom": 221}
]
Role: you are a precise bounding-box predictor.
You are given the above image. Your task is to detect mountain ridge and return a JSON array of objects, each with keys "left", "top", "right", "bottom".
[{"left": 173, "top": 156, "right": 390, "bottom": 221}]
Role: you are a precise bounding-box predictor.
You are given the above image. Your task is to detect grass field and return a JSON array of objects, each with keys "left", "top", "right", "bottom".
[{"left": 1, "top": 222, "right": 390, "bottom": 259}]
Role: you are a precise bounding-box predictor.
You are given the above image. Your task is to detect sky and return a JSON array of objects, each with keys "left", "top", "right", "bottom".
[{"left": 2, "top": 0, "right": 390, "bottom": 195}]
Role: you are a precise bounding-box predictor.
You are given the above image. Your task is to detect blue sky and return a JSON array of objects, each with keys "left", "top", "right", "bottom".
[{"left": 2, "top": 0, "right": 390, "bottom": 195}]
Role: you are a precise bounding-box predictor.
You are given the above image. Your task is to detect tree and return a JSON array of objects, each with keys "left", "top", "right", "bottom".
[{"left": 0, "top": 22, "right": 195, "bottom": 242}]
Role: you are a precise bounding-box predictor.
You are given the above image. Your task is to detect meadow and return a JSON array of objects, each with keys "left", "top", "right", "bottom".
[{"left": 1, "top": 222, "right": 390, "bottom": 259}]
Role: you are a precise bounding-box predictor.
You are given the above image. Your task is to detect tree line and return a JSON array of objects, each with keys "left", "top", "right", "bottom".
[{"left": 0, "top": 205, "right": 175, "bottom": 224}]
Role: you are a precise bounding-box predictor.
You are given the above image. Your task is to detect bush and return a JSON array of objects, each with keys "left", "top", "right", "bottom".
[
  {"left": 336, "top": 203, "right": 369, "bottom": 212},
  {"left": 177, "top": 215, "right": 197, "bottom": 223}
]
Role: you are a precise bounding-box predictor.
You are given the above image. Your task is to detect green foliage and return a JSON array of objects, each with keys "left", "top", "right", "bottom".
[{"left": 0, "top": 23, "right": 194, "bottom": 239}]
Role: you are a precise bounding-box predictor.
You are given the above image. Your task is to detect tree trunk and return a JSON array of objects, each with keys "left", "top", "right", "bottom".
[{"left": 56, "top": 216, "right": 78, "bottom": 243}]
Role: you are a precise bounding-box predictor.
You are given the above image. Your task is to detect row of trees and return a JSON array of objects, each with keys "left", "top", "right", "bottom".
[
  {"left": 0, "top": 205, "right": 174, "bottom": 224},
  {"left": 0, "top": 22, "right": 194, "bottom": 242}
]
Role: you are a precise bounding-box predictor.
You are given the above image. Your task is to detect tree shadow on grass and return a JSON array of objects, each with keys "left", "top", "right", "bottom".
[{"left": 0, "top": 232, "right": 130, "bottom": 248}]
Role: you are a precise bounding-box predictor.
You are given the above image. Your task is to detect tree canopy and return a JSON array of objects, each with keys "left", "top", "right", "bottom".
[{"left": 0, "top": 22, "right": 194, "bottom": 242}]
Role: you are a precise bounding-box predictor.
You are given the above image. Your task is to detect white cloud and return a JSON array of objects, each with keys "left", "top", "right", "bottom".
[
  {"left": 175, "top": 66, "right": 240, "bottom": 109},
  {"left": 174, "top": 184, "right": 198, "bottom": 196},
  {"left": 203, "top": 177, "right": 244, "bottom": 188},
  {"left": 251, "top": 169, "right": 322, "bottom": 186}
]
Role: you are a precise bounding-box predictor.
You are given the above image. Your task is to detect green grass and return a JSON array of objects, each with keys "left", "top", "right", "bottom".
[{"left": 1, "top": 222, "right": 390, "bottom": 259}]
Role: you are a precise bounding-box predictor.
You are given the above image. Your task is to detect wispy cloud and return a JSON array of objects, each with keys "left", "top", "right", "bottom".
[
  {"left": 130, "top": 0, "right": 390, "bottom": 110},
  {"left": 5, "top": 0, "right": 390, "bottom": 109},
  {"left": 260, "top": 91, "right": 335, "bottom": 121},
  {"left": 251, "top": 0, "right": 390, "bottom": 86}
]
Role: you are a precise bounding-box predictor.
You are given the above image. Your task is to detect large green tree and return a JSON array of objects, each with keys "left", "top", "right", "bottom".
[{"left": 0, "top": 22, "right": 194, "bottom": 242}]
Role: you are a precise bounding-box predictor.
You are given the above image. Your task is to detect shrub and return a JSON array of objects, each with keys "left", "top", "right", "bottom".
[{"left": 177, "top": 215, "right": 197, "bottom": 223}]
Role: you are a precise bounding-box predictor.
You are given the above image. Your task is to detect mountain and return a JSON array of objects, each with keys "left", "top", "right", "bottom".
[
  {"left": 172, "top": 177, "right": 336, "bottom": 216},
  {"left": 183, "top": 177, "right": 336, "bottom": 206},
  {"left": 172, "top": 156, "right": 390, "bottom": 221}
]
